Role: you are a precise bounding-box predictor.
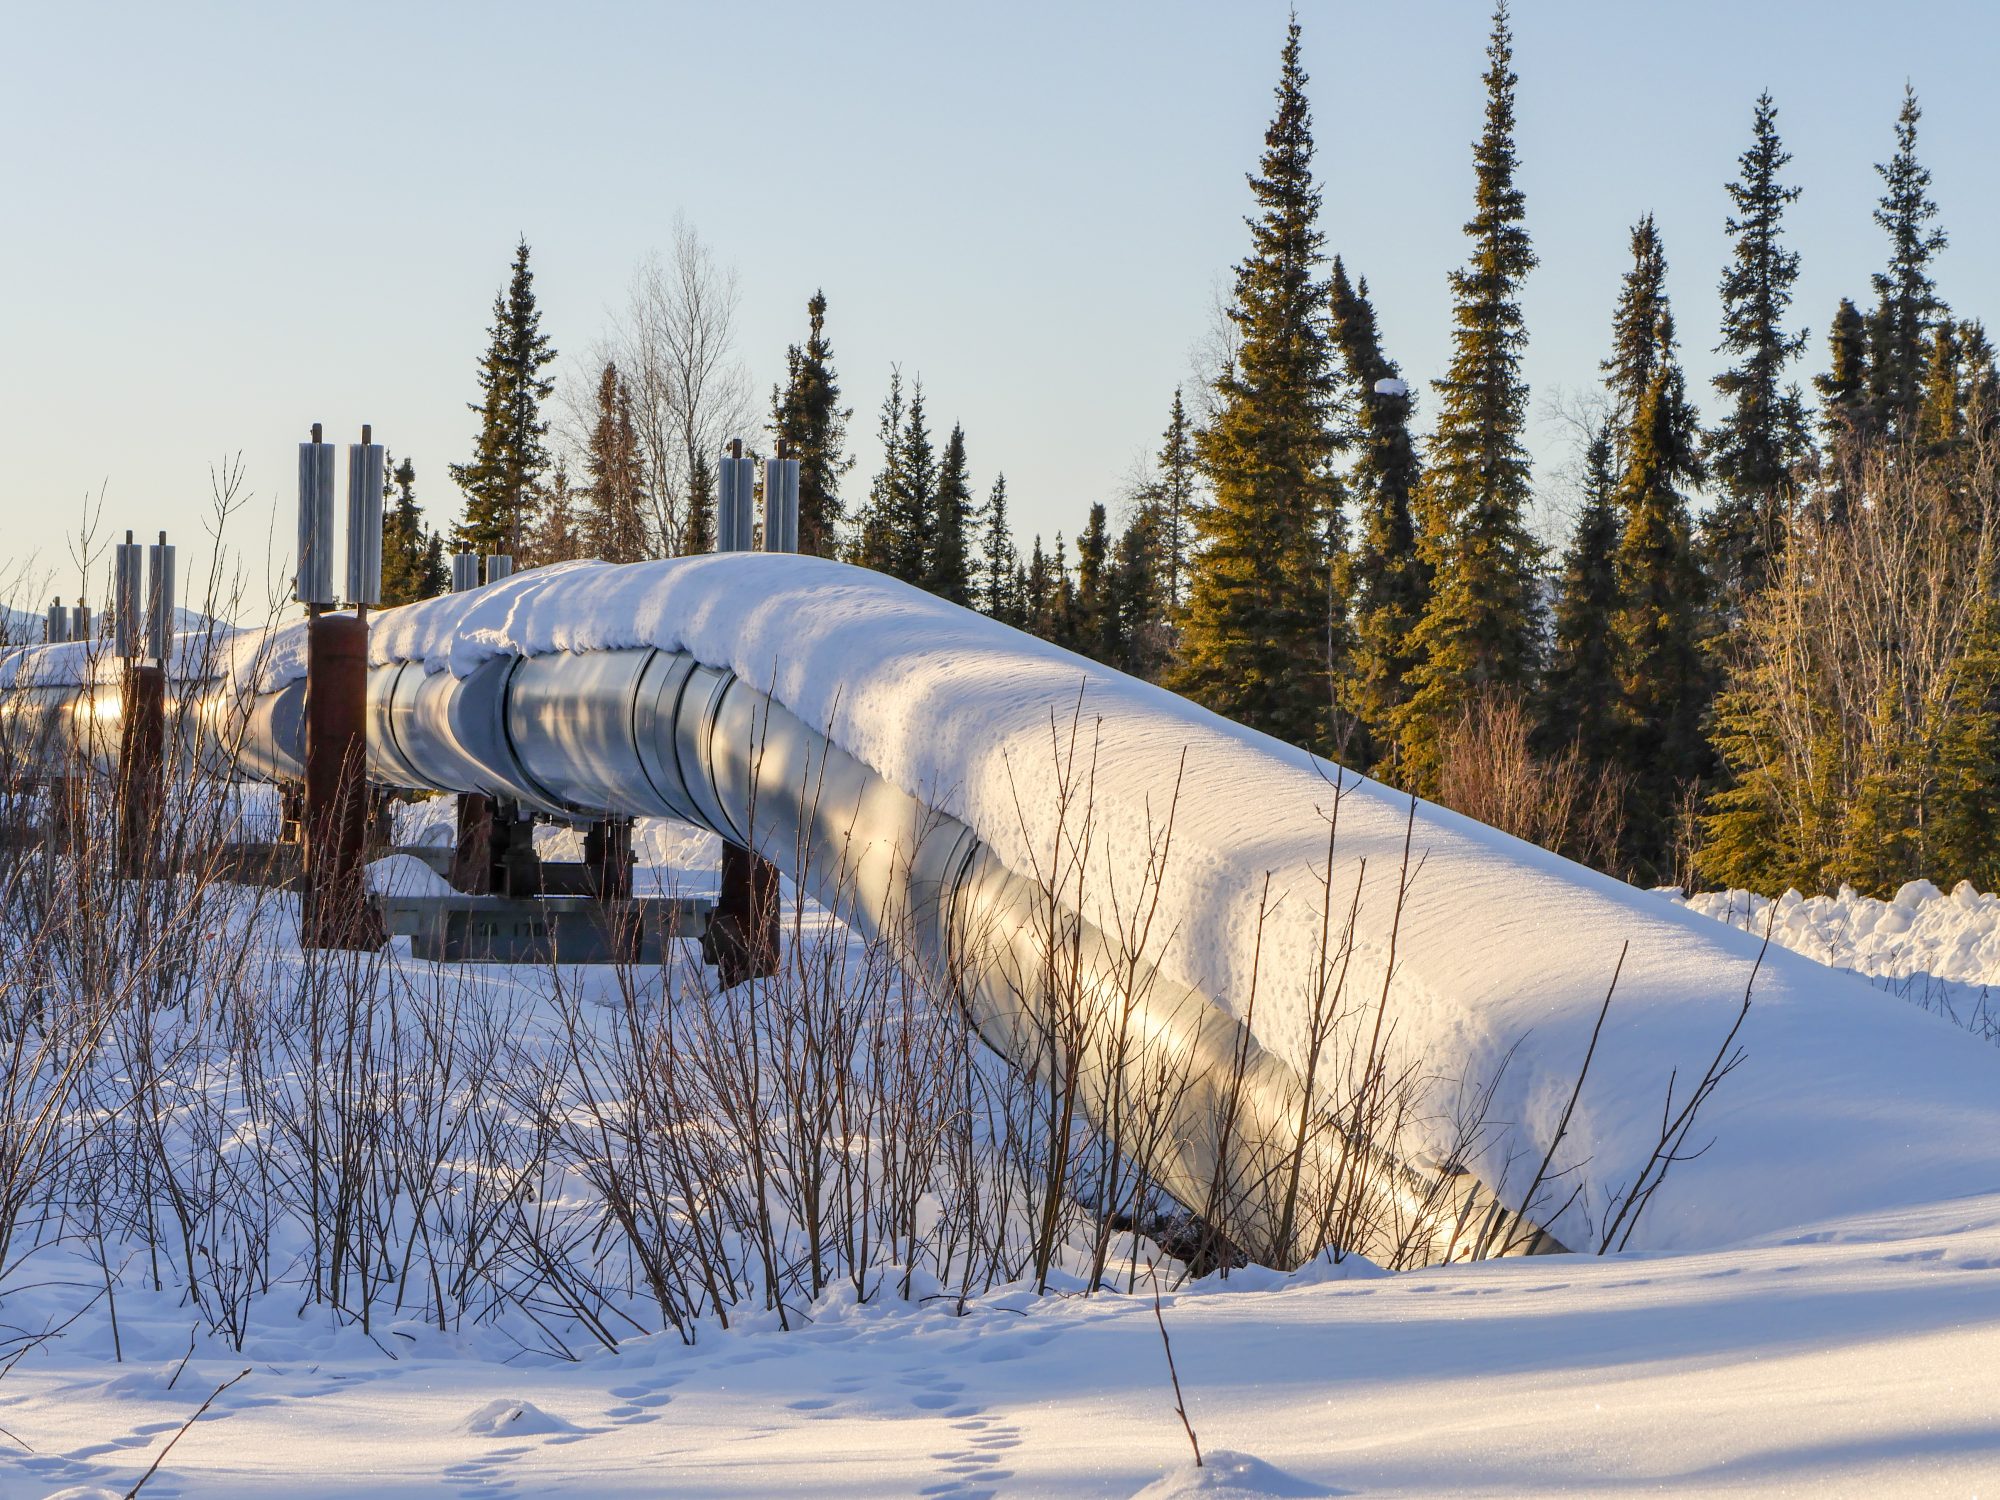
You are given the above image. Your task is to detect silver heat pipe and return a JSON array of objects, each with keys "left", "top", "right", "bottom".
[{"left": 0, "top": 639, "right": 1561, "bottom": 1270}]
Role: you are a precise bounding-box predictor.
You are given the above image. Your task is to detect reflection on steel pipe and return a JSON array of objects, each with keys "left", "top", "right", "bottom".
[{"left": 0, "top": 633, "right": 1560, "bottom": 1271}]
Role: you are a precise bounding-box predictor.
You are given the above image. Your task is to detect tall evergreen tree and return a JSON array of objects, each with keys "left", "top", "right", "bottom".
[
  {"left": 769, "top": 290, "right": 855, "bottom": 556},
  {"left": 1609, "top": 230, "right": 1710, "bottom": 872},
  {"left": 1073, "top": 502, "right": 1112, "bottom": 658},
  {"left": 1540, "top": 430, "right": 1623, "bottom": 776},
  {"left": 582, "top": 360, "right": 648, "bottom": 563},
  {"left": 1109, "top": 506, "right": 1170, "bottom": 680},
  {"left": 1022, "top": 534, "right": 1054, "bottom": 638},
  {"left": 1330, "top": 258, "right": 1428, "bottom": 768},
  {"left": 1815, "top": 296, "right": 1872, "bottom": 522},
  {"left": 929, "top": 422, "right": 975, "bottom": 604},
  {"left": 1868, "top": 86, "right": 1948, "bottom": 444},
  {"left": 977, "top": 475, "right": 1019, "bottom": 623},
  {"left": 1399, "top": 3, "right": 1543, "bottom": 788},
  {"left": 380, "top": 455, "right": 449, "bottom": 605},
  {"left": 855, "top": 373, "right": 906, "bottom": 572},
  {"left": 888, "top": 383, "right": 938, "bottom": 586},
  {"left": 1173, "top": 15, "right": 1345, "bottom": 749},
  {"left": 1150, "top": 389, "right": 1197, "bottom": 613},
  {"left": 1708, "top": 93, "right": 1809, "bottom": 606},
  {"left": 530, "top": 456, "right": 581, "bottom": 566},
  {"left": 1933, "top": 592, "right": 2000, "bottom": 891},
  {"left": 683, "top": 452, "right": 716, "bottom": 554},
  {"left": 452, "top": 237, "right": 557, "bottom": 554},
  {"left": 1050, "top": 534, "right": 1078, "bottom": 647},
  {"left": 1602, "top": 216, "right": 1672, "bottom": 437}
]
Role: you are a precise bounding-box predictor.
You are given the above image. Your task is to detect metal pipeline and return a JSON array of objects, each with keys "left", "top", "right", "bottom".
[{"left": 0, "top": 635, "right": 1558, "bottom": 1269}]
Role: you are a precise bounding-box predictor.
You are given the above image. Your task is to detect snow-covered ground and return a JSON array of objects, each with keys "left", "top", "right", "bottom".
[
  {"left": 7, "top": 1190, "right": 1998, "bottom": 1496},
  {"left": 1, "top": 824, "right": 1998, "bottom": 1498},
  {"left": 1677, "top": 879, "right": 2000, "bottom": 1043}
]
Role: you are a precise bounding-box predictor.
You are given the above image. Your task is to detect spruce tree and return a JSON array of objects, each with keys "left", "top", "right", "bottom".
[
  {"left": 1023, "top": 535, "right": 1053, "bottom": 637},
  {"left": 977, "top": 474, "right": 1019, "bottom": 623},
  {"left": 1610, "top": 233, "right": 1710, "bottom": 873},
  {"left": 1330, "top": 257, "right": 1428, "bottom": 768},
  {"left": 929, "top": 422, "right": 975, "bottom": 604},
  {"left": 1398, "top": 3, "right": 1543, "bottom": 787},
  {"left": 1110, "top": 506, "right": 1170, "bottom": 680},
  {"left": 683, "top": 452, "right": 716, "bottom": 553},
  {"left": 380, "top": 455, "right": 448, "bottom": 605},
  {"left": 1602, "top": 215, "right": 1672, "bottom": 437},
  {"left": 531, "top": 456, "right": 581, "bottom": 566},
  {"left": 854, "top": 373, "right": 905, "bottom": 572},
  {"left": 451, "top": 237, "right": 557, "bottom": 554},
  {"left": 1073, "top": 502, "right": 1111, "bottom": 659},
  {"left": 889, "top": 383, "right": 937, "bottom": 586},
  {"left": 1173, "top": 15, "right": 1345, "bottom": 748},
  {"left": 1934, "top": 593, "right": 2000, "bottom": 890},
  {"left": 1868, "top": 86, "right": 1947, "bottom": 444},
  {"left": 1050, "top": 535, "right": 1078, "bottom": 647},
  {"left": 1709, "top": 93, "right": 1809, "bottom": 607},
  {"left": 1150, "top": 389, "right": 1197, "bottom": 613},
  {"left": 1815, "top": 297, "right": 1872, "bottom": 522},
  {"left": 582, "top": 361, "right": 648, "bottom": 563},
  {"left": 1540, "top": 430, "right": 1623, "bottom": 775},
  {"left": 769, "top": 290, "right": 854, "bottom": 556}
]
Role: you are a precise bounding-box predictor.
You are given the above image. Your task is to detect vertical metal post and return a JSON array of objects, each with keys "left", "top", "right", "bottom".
[
  {"left": 585, "top": 816, "right": 639, "bottom": 962},
  {"left": 113, "top": 531, "right": 142, "bottom": 659},
  {"left": 116, "top": 661, "right": 166, "bottom": 878},
  {"left": 300, "top": 602, "right": 380, "bottom": 949},
  {"left": 346, "top": 427, "right": 385, "bottom": 608},
  {"left": 451, "top": 793, "right": 495, "bottom": 894},
  {"left": 297, "top": 424, "right": 338, "bottom": 609},
  {"left": 764, "top": 440, "right": 801, "bottom": 554},
  {"left": 145, "top": 532, "right": 175, "bottom": 663},
  {"left": 585, "top": 818, "right": 634, "bottom": 903}
]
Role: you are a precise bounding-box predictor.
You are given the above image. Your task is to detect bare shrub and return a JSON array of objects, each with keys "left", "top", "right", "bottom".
[{"left": 1436, "top": 690, "right": 1627, "bottom": 872}]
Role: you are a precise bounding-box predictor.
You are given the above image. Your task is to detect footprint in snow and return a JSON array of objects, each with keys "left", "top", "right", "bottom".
[{"left": 913, "top": 1382, "right": 1022, "bottom": 1499}]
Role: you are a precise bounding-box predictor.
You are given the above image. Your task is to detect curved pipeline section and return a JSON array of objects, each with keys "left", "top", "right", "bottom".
[
  {"left": 11, "top": 554, "right": 2000, "bottom": 1268},
  {"left": 0, "top": 622, "right": 1548, "bottom": 1270}
]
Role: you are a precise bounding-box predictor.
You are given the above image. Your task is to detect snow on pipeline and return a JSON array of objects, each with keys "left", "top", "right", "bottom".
[
  {"left": 359, "top": 553, "right": 2000, "bottom": 1253},
  {"left": 19, "top": 554, "right": 2000, "bottom": 1254}
]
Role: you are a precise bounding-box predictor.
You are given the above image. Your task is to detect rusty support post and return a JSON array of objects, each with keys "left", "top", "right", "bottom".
[
  {"left": 279, "top": 782, "right": 305, "bottom": 843},
  {"left": 494, "top": 802, "right": 542, "bottom": 897},
  {"left": 365, "top": 786, "right": 397, "bottom": 854},
  {"left": 115, "top": 662, "right": 167, "bottom": 878},
  {"left": 584, "top": 818, "right": 635, "bottom": 903},
  {"left": 451, "top": 793, "right": 494, "bottom": 893},
  {"left": 705, "top": 840, "right": 780, "bottom": 986},
  {"left": 48, "top": 773, "right": 87, "bottom": 854},
  {"left": 300, "top": 610, "right": 381, "bottom": 949},
  {"left": 585, "top": 817, "right": 639, "bottom": 961}
]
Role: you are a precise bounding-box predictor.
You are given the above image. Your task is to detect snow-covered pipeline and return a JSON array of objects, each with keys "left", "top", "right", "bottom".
[{"left": 6, "top": 554, "right": 2000, "bottom": 1262}]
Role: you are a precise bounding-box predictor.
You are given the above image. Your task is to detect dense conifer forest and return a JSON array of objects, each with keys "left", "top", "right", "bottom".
[{"left": 419, "top": 4, "right": 1995, "bottom": 900}]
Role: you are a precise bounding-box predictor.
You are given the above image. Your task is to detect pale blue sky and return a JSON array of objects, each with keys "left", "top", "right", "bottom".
[{"left": 3, "top": 1, "right": 1995, "bottom": 612}]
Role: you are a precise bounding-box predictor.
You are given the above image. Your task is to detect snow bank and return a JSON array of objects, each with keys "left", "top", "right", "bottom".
[
  {"left": 366, "top": 853, "right": 455, "bottom": 898},
  {"left": 457, "top": 1398, "right": 581, "bottom": 1437},
  {"left": 1131, "top": 1452, "right": 1337, "bottom": 1499},
  {"left": 70, "top": 554, "right": 2000, "bottom": 1254},
  {"left": 1678, "top": 879, "right": 2000, "bottom": 992}
]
